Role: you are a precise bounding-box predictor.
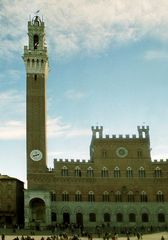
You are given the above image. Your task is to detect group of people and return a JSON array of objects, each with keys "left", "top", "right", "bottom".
[
  {"left": 0, "top": 232, "right": 167, "bottom": 240},
  {"left": 103, "top": 232, "right": 118, "bottom": 240},
  {"left": 126, "top": 231, "right": 142, "bottom": 240}
]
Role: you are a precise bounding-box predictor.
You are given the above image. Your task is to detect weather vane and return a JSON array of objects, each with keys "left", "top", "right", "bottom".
[{"left": 35, "top": 10, "right": 40, "bottom": 15}]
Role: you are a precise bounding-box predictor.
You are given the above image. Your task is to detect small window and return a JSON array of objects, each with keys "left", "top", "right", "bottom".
[
  {"left": 102, "top": 150, "right": 107, "bottom": 158},
  {"left": 137, "top": 149, "right": 143, "bottom": 158}
]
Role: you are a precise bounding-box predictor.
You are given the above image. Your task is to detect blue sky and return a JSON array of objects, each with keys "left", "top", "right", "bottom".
[{"left": 1, "top": 0, "right": 168, "bottom": 186}]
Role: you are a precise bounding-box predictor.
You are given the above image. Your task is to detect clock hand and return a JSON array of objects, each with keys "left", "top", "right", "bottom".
[{"left": 33, "top": 154, "right": 40, "bottom": 157}]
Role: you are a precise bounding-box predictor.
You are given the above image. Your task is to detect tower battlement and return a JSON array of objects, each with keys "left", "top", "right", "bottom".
[
  {"left": 137, "top": 125, "right": 149, "bottom": 139},
  {"left": 91, "top": 126, "right": 103, "bottom": 139},
  {"left": 104, "top": 134, "right": 137, "bottom": 139},
  {"left": 153, "top": 159, "right": 168, "bottom": 163},
  {"left": 54, "top": 158, "right": 89, "bottom": 164},
  {"left": 91, "top": 125, "right": 150, "bottom": 140}
]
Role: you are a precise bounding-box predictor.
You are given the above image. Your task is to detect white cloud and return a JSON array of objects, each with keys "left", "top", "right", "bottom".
[
  {"left": 64, "top": 89, "right": 86, "bottom": 100},
  {"left": 0, "top": 116, "right": 90, "bottom": 140},
  {"left": 1, "top": 0, "right": 168, "bottom": 59},
  {"left": 144, "top": 50, "right": 168, "bottom": 60},
  {"left": 47, "top": 117, "right": 70, "bottom": 138},
  {"left": 0, "top": 69, "right": 23, "bottom": 87},
  {"left": 0, "top": 90, "right": 25, "bottom": 118},
  {"left": 66, "top": 128, "right": 90, "bottom": 138},
  {"left": 8, "top": 69, "right": 21, "bottom": 81},
  {"left": 0, "top": 120, "right": 25, "bottom": 140},
  {"left": 0, "top": 90, "right": 25, "bottom": 139},
  {"left": 47, "top": 116, "right": 90, "bottom": 138},
  {"left": 0, "top": 88, "right": 89, "bottom": 140}
]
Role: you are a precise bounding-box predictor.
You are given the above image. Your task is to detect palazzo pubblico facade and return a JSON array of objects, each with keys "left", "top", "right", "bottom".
[{"left": 22, "top": 15, "right": 168, "bottom": 231}]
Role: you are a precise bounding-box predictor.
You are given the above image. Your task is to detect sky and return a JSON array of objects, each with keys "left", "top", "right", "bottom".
[{"left": 1, "top": 0, "right": 168, "bottom": 186}]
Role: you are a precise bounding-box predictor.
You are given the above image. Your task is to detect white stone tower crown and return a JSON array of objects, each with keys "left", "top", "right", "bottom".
[{"left": 23, "top": 15, "right": 48, "bottom": 77}]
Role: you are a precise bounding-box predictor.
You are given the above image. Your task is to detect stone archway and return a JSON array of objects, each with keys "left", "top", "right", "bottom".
[
  {"left": 29, "top": 198, "right": 45, "bottom": 226},
  {"left": 63, "top": 212, "right": 70, "bottom": 225},
  {"left": 76, "top": 212, "right": 83, "bottom": 227}
]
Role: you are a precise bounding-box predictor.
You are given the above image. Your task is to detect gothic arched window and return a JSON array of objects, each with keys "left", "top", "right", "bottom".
[
  {"left": 140, "top": 191, "right": 148, "bottom": 202},
  {"left": 139, "top": 167, "right": 145, "bottom": 178},
  {"left": 126, "top": 167, "right": 133, "bottom": 178},
  {"left": 101, "top": 167, "right": 109, "bottom": 177},
  {"left": 154, "top": 167, "right": 162, "bottom": 177},
  {"left": 61, "top": 166, "right": 68, "bottom": 176},
  {"left": 114, "top": 166, "right": 120, "bottom": 178},
  {"left": 128, "top": 191, "right": 134, "bottom": 202},
  {"left": 87, "top": 166, "right": 94, "bottom": 177},
  {"left": 115, "top": 191, "right": 122, "bottom": 202},
  {"left": 75, "top": 191, "right": 82, "bottom": 202},
  {"left": 75, "top": 166, "right": 81, "bottom": 177},
  {"left": 62, "top": 191, "right": 69, "bottom": 201},
  {"left": 51, "top": 192, "right": 56, "bottom": 201},
  {"left": 156, "top": 191, "right": 164, "bottom": 202},
  {"left": 88, "top": 191, "right": 95, "bottom": 202},
  {"left": 102, "top": 191, "right": 109, "bottom": 202}
]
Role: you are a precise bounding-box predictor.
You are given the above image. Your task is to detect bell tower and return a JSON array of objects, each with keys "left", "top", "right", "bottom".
[{"left": 23, "top": 15, "right": 48, "bottom": 185}]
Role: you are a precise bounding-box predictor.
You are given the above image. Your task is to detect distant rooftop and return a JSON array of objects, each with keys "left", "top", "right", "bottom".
[{"left": 0, "top": 174, "right": 23, "bottom": 182}]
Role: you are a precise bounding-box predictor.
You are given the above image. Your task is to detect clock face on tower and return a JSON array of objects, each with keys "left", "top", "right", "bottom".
[
  {"left": 116, "top": 147, "right": 128, "bottom": 158},
  {"left": 30, "top": 149, "right": 43, "bottom": 161}
]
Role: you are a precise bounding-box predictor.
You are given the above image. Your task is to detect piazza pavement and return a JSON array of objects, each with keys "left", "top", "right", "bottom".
[{"left": 1, "top": 232, "right": 168, "bottom": 240}]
